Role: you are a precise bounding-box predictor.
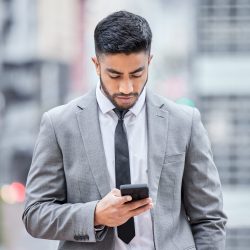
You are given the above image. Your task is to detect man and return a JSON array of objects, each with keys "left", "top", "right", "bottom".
[{"left": 22, "top": 11, "right": 227, "bottom": 250}]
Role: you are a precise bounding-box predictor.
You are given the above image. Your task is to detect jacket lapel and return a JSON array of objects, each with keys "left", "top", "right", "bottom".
[
  {"left": 146, "top": 90, "right": 169, "bottom": 206},
  {"left": 76, "top": 89, "right": 111, "bottom": 198}
]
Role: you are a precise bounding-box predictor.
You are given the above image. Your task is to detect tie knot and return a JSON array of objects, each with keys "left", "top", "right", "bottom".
[{"left": 113, "top": 108, "right": 129, "bottom": 120}]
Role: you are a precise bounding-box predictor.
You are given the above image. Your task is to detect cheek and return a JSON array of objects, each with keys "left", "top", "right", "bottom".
[
  {"left": 101, "top": 75, "right": 118, "bottom": 93},
  {"left": 134, "top": 76, "right": 147, "bottom": 91}
]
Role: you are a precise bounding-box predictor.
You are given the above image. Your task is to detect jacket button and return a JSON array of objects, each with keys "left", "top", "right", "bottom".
[
  {"left": 83, "top": 234, "right": 89, "bottom": 240},
  {"left": 74, "top": 235, "right": 80, "bottom": 241}
]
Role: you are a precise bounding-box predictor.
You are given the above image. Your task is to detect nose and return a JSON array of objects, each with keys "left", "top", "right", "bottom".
[{"left": 119, "top": 80, "right": 133, "bottom": 94}]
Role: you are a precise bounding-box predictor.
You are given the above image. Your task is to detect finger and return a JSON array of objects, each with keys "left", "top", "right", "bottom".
[
  {"left": 116, "top": 195, "right": 132, "bottom": 205},
  {"left": 128, "top": 203, "right": 153, "bottom": 217},
  {"left": 126, "top": 198, "right": 152, "bottom": 211}
]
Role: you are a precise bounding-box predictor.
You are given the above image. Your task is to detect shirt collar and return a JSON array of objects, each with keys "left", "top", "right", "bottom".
[{"left": 96, "top": 81, "right": 146, "bottom": 117}]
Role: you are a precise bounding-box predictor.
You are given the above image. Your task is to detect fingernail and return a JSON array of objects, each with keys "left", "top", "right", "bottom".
[{"left": 127, "top": 196, "right": 132, "bottom": 201}]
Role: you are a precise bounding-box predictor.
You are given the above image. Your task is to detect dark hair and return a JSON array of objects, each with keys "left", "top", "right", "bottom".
[{"left": 94, "top": 10, "right": 152, "bottom": 56}]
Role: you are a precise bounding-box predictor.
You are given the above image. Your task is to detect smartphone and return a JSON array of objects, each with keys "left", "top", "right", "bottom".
[{"left": 120, "top": 184, "right": 149, "bottom": 201}]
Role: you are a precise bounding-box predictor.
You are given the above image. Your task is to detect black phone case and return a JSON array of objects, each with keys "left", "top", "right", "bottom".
[{"left": 120, "top": 184, "right": 149, "bottom": 201}]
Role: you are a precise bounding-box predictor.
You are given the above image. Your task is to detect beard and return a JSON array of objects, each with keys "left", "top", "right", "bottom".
[{"left": 100, "top": 75, "right": 148, "bottom": 110}]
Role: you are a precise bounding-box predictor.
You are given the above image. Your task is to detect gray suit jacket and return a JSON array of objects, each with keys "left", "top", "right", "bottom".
[{"left": 22, "top": 88, "right": 227, "bottom": 250}]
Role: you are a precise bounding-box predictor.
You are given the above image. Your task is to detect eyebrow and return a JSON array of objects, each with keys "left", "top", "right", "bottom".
[{"left": 106, "top": 66, "right": 145, "bottom": 75}]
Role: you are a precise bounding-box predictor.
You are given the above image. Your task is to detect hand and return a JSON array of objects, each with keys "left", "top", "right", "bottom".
[{"left": 94, "top": 188, "right": 153, "bottom": 227}]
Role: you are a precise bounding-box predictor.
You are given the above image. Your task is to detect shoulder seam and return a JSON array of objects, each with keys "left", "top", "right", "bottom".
[{"left": 45, "top": 112, "right": 63, "bottom": 154}]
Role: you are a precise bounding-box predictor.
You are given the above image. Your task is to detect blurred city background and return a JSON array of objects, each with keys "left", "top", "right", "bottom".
[{"left": 0, "top": 0, "right": 249, "bottom": 249}]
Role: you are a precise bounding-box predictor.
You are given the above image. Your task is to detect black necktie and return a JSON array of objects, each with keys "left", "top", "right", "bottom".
[{"left": 114, "top": 108, "right": 135, "bottom": 244}]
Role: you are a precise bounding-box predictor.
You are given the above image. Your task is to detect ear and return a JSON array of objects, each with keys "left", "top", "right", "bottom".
[
  {"left": 91, "top": 56, "right": 101, "bottom": 76},
  {"left": 148, "top": 54, "right": 153, "bottom": 65}
]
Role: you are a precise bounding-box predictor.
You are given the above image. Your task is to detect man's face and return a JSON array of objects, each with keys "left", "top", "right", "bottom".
[{"left": 92, "top": 52, "right": 153, "bottom": 110}]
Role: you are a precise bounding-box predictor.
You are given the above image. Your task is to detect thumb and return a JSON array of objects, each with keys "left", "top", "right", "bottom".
[
  {"left": 117, "top": 194, "right": 132, "bottom": 204},
  {"left": 111, "top": 188, "right": 132, "bottom": 204},
  {"left": 111, "top": 188, "right": 121, "bottom": 197}
]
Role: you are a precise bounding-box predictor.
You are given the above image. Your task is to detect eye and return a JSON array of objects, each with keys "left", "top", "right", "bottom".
[
  {"left": 131, "top": 73, "right": 142, "bottom": 78},
  {"left": 109, "top": 74, "right": 120, "bottom": 79}
]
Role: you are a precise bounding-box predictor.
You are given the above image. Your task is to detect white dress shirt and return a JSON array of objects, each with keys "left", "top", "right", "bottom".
[{"left": 96, "top": 82, "right": 154, "bottom": 250}]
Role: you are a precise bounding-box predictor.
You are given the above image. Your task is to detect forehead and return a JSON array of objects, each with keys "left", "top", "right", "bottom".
[{"left": 99, "top": 52, "right": 148, "bottom": 72}]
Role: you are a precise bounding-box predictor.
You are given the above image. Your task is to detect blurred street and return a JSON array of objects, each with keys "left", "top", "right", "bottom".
[
  {"left": 1, "top": 202, "right": 58, "bottom": 250},
  {"left": 223, "top": 188, "right": 250, "bottom": 228}
]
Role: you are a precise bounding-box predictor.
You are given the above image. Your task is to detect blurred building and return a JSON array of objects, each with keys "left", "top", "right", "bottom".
[
  {"left": 195, "top": 0, "right": 250, "bottom": 185},
  {"left": 0, "top": 0, "right": 84, "bottom": 186}
]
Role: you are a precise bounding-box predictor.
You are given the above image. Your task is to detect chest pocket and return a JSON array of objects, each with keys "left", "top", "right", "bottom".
[
  {"left": 161, "top": 152, "right": 186, "bottom": 203},
  {"left": 164, "top": 152, "right": 186, "bottom": 165}
]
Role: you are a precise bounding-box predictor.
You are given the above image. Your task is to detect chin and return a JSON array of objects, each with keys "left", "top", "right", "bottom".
[
  {"left": 115, "top": 103, "right": 133, "bottom": 110},
  {"left": 115, "top": 101, "right": 137, "bottom": 110}
]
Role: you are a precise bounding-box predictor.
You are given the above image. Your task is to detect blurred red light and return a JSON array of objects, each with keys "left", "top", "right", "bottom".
[{"left": 10, "top": 182, "right": 25, "bottom": 203}]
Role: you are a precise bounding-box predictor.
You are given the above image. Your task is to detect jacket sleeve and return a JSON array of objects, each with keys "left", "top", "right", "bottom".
[
  {"left": 22, "top": 112, "right": 108, "bottom": 242},
  {"left": 183, "top": 108, "right": 227, "bottom": 250}
]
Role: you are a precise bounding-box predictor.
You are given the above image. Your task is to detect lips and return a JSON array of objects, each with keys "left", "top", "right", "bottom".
[
  {"left": 116, "top": 96, "right": 134, "bottom": 104},
  {"left": 117, "top": 96, "right": 133, "bottom": 100},
  {"left": 116, "top": 96, "right": 134, "bottom": 99}
]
